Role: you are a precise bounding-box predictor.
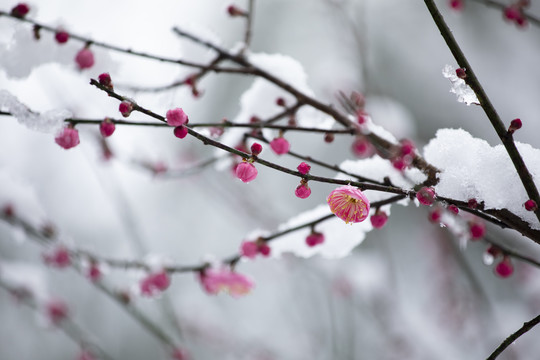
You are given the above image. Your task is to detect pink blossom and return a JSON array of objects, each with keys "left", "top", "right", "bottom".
[
  {"left": 351, "top": 138, "right": 374, "bottom": 158},
  {"left": 327, "top": 185, "right": 370, "bottom": 224},
  {"left": 46, "top": 299, "right": 68, "bottom": 325},
  {"left": 416, "top": 187, "right": 436, "bottom": 206},
  {"left": 98, "top": 72, "right": 112, "bottom": 88},
  {"left": 250, "top": 142, "right": 263, "bottom": 156},
  {"left": 174, "top": 125, "right": 189, "bottom": 139},
  {"left": 469, "top": 220, "right": 486, "bottom": 240},
  {"left": 55, "top": 30, "right": 69, "bottom": 44},
  {"left": 428, "top": 208, "right": 442, "bottom": 223},
  {"left": 258, "top": 243, "right": 271, "bottom": 257},
  {"left": 140, "top": 271, "right": 171, "bottom": 296},
  {"left": 297, "top": 162, "right": 311, "bottom": 175},
  {"left": 166, "top": 108, "right": 189, "bottom": 126},
  {"left": 78, "top": 350, "right": 96, "bottom": 360},
  {"left": 75, "top": 48, "right": 94, "bottom": 69},
  {"left": 199, "top": 268, "right": 254, "bottom": 298},
  {"left": 524, "top": 199, "right": 537, "bottom": 211},
  {"left": 494, "top": 256, "right": 514, "bottom": 278},
  {"left": 55, "top": 127, "right": 80, "bottom": 149},
  {"left": 235, "top": 162, "right": 258, "bottom": 183},
  {"left": 448, "top": 205, "right": 459, "bottom": 214},
  {"left": 241, "top": 241, "right": 258, "bottom": 259},
  {"left": 295, "top": 182, "right": 311, "bottom": 199},
  {"left": 43, "top": 246, "right": 71, "bottom": 268},
  {"left": 99, "top": 119, "right": 115, "bottom": 137},
  {"left": 270, "top": 137, "right": 290, "bottom": 155},
  {"left": 306, "top": 232, "right": 325, "bottom": 247},
  {"left": 119, "top": 101, "right": 133, "bottom": 117},
  {"left": 449, "top": 0, "right": 463, "bottom": 10},
  {"left": 86, "top": 264, "right": 102, "bottom": 282},
  {"left": 370, "top": 211, "right": 388, "bottom": 229},
  {"left": 508, "top": 118, "right": 522, "bottom": 134},
  {"left": 11, "top": 3, "right": 30, "bottom": 18}
]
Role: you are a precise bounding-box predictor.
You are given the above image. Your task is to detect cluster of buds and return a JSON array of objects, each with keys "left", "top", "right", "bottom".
[
  {"left": 503, "top": 0, "right": 530, "bottom": 27},
  {"left": 240, "top": 238, "right": 271, "bottom": 258},
  {"left": 483, "top": 246, "right": 514, "bottom": 278},
  {"left": 140, "top": 270, "right": 171, "bottom": 297},
  {"left": 392, "top": 139, "right": 416, "bottom": 171}
]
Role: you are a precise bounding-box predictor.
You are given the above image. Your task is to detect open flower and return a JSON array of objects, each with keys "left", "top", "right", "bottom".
[
  {"left": 198, "top": 268, "right": 254, "bottom": 298},
  {"left": 327, "top": 185, "right": 370, "bottom": 224}
]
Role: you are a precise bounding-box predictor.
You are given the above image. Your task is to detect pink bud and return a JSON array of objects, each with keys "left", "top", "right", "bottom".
[
  {"left": 86, "top": 264, "right": 102, "bottom": 282},
  {"left": 11, "top": 3, "right": 30, "bottom": 18},
  {"left": 276, "top": 97, "right": 286, "bottom": 106},
  {"left": 55, "top": 127, "right": 80, "bottom": 150},
  {"left": 235, "top": 162, "right": 258, "bottom": 183},
  {"left": 392, "top": 157, "right": 407, "bottom": 171},
  {"left": 250, "top": 142, "right": 263, "bottom": 156},
  {"left": 524, "top": 199, "right": 538, "bottom": 211},
  {"left": 448, "top": 205, "right": 459, "bottom": 214},
  {"left": 166, "top": 108, "right": 189, "bottom": 126},
  {"left": 295, "top": 182, "right": 311, "bottom": 199},
  {"left": 270, "top": 137, "right": 290, "bottom": 155},
  {"left": 356, "top": 110, "right": 368, "bottom": 125},
  {"left": 46, "top": 299, "right": 68, "bottom": 325},
  {"left": 400, "top": 139, "right": 416, "bottom": 156},
  {"left": 306, "top": 232, "right": 325, "bottom": 247},
  {"left": 469, "top": 220, "right": 486, "bottom": 240},
  {"left": 504, "top": 6, "right": 521, "bottom": 20},
  {"left": 54, "top": 30, "right": 69, "bottom": 44},
  {"left": 297, "top": 162, "right": 311, "bottom": 175},
  {"left": 98, "top": 72, "right": 113, "bottom": 88},
  {"left": 43, "top": 246, "right": 71, "bottom": 268},
  {"left": 241, "top": 241, "right": 258, "bottom": 259},
  {"left": 351, "top": 138, "right": 374, "bottom": 158},
  {"left": 174, "top": 125, "right": 189, "bottom": 139},
  {"left": 455, "top": 68, "right": 467, "bottom": 79},
  {"left": 227, "top": 5, "right": 246, "bottom": 17},
  {"left": 324, "top": 133, "right": 335, "bottom": 143},
  {"left": 75, "top": 48, "right": 94, "bottom": 70},
  {"left": 416, "top": 187, "right": 436, "bottom": 206},
  {"left": 172, "top": 348, "right": 189, "bottom": 360},
  {"left": 508, "top": 118, "right": 522, "bottom": 134},
  {"left": 370, "top": 211, "right": 388, "bottom": 229},
  {"left": 258, "top": 243, "right": 271, "bottom": 257},
  {"left": 99, "top": 118, "right": 115, "bottom": 137},
  {"left": 494, "top": 256, "right": 514, "bottom": 278},
  {"left": 428, "top": 208, "right": 442, "bottom": 223},
  {"left": 449, "top": 0, "right": 464, "bottom": 10},
  {"left": 119, "top": 101, "right": 133, "bottom": 117},
  {"left": 468, "top": 198, "right": 478, "bottom": 209},
  {"left": 140, "top": 271, "right": 171, "bottom": 296}
]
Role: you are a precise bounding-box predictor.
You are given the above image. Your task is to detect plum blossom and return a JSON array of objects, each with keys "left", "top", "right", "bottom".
[
  {"left": 198, "top": 268, "right": 254, "bottom": 298},
  {"left": 327, "top": 185, "right": 370, "bottom": 224}
]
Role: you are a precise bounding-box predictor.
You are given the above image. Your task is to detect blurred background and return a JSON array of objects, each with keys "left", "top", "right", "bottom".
[{"left": 1, "top": 0, "right": 540, "bottom": 359}]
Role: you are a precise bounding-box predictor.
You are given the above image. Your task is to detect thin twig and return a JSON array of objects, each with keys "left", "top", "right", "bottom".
[
  {"left": 486, "top": 313, "right": 540, "bottom": 360},
  {"left": 423, "top": 0, "right": 540, "bottom": 227},
  {"left": 469, "top": 0, "right": 540, "bottom": 27}
]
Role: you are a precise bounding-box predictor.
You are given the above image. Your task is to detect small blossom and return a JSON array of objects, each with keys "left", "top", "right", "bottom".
[
  {"left": 270, "top": 137, "right": 290, "bottom": 155},
  {"left": 295, "top": 182, "right": 311, "bottom": 199},
  {"left": 258, "top": 243, "right": 271, "bottom": 257},
  {"left": 351, "top": 138, "right": 374, "bottom": 158},
  {"left": 297, "top": 162, "right": 311, "bottom": 175},
  {"left": 140, "top": 271, "right": 171, "bottom": 297},
  {"left": 306, "top": 232, "right": 325, "bottom": 247},
  {"left": 276, "top": 97, "right": 286, "bottom": 106},
  {"left": 46, "top": 299, "right": 68, "bottom": 325},
  {"left": 54, "top": 30, "right": 69, "bottom": 44},
  {"left": 370, "top": 211, "right": 388, "bottom": 229},
  {"left": 428, "top": 208, "right": 442, "bottom": 223},
  {"left": 416, "top": 187, "right": 436, "bottom": 206},
  {"left": 494, "top": 256, "right": 514, "bottom": 278},
  {"left": 327, "top": 185, "right": 370, "bottom": 224},
  {"left": 236, "top": 162, "right": 258, "bottom": 183},
  {"left": 75, "top": 48, "right": 94, "bottom": 70},
  {"left": 55, "top": 127, "right": 80, "bottom": 149},
  {"left": 469, "top": 220, "right": 486, "bottom": 240},
  {"left": 86, "top": 263, "right": 102, "bottom": 282},
  {"left": 198, "top": 268, "right": 254, "bottom": 298},
  {"left": 172, "top": 348, "right": 189, "bottom": 360},
  {"left": 250, "top": 142, "right": 263, "bottom": 156},
  {"left": 119, "top": 101, "right": 133, "bottom": 117},
  {"left": 449, "top": 0, "right": 464, "bottom": 10},
  {"left": 43, "top": 246, "right": 71, "bottom": 268},
  {"left": 166, "top": 108, "right": 189, "bottom": 126},
  {"left": 524, "top": 199, "right": 537, "bottom": 211},
  {"left": 241, "top": 241, "right": 258, "bottom": 259},
  {"left": 324, "top": 133, "right": 335, "bottom": 143},
  {"left": 174, "top": 125, "right": 189, "bottom": 139},
  {"left": 98, "top": 72, "right": 113, "bottom": 88},
  {"left": 99, "top": 118, "right": 115, "bottom": 137},
  {"left": 448, "top": 205, "right": 459, "bottom": 214},
  {"left": 508, "top": 118, "right": 522, "bottom": 134},
  {"left": 11, "top": 3, "right": 30, "bottom": 18},
  {"left": 78, "top": 350, "right": 96, "bottom": 360}
]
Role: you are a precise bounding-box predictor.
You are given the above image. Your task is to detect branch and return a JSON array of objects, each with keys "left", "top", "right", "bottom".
[
  {"left": 470, "top": 0, "right": 540, "bottom": 27},
  {"left": 423, "top": 0, "right": 540, "bottom": 226},
  {"left": 486, "top": 313, "right": 540, "bottom": 360}
]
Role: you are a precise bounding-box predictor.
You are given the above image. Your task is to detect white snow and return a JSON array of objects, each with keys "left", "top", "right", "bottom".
[
  {"left": 0, "top": 90, "right": 71, "bottom": 134},
  {"left": 423, "top": 128, "right": 540, "bottom": 229},
  {"left": 442, "top": 64, "right": 479, "bottom": 106}
]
